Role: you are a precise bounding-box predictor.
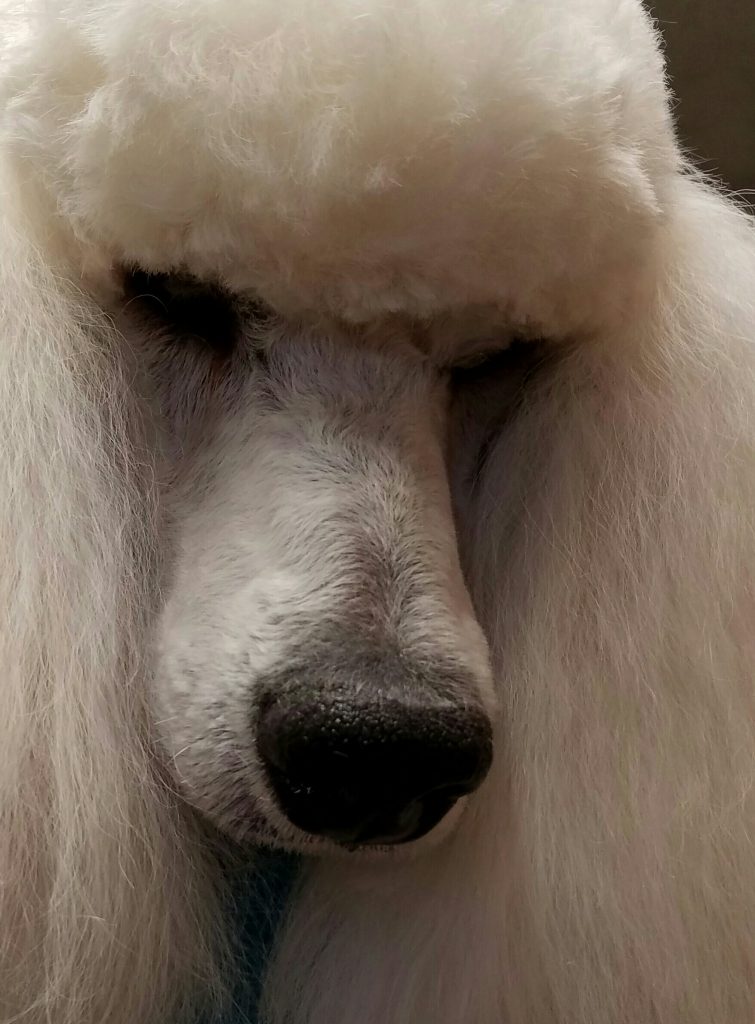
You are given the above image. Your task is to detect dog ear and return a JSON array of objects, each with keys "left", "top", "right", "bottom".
[
  {"left": 0, "top": 167, "right": 227, "bottom": 1024},
  {"left": 262, "top": 177, "right": 755, "bottom": 1024},
  {"left": 462, "top": 178, "right": 755, "bottom": 1024}
]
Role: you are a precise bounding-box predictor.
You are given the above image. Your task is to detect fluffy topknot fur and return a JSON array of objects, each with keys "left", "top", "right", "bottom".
[
  {"left": 4, "top": 0, "right": 674, "bottom": 330},
  {"left": 1, "top": 2, "right": 754, "bottom": 1024}
]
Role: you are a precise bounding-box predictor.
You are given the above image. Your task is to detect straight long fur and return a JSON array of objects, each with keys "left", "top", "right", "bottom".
[
  {"left": 264, "top": 180, "right": 755, "bottom": 1023},
  {"left": 1, "top": 2, "right": 754, "bottom": 1023},
  {"left": 0, "top": 169, "right": 230, "bottom": 1023}
]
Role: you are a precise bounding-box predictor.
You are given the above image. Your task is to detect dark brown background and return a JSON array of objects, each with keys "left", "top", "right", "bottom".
[{"left": 652, "top": 0, "right": 755, "bottom": 192}]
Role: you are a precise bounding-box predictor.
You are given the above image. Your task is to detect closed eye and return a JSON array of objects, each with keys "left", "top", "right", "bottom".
[
  {"left": 447, "top": 341, "right": 531, "bottom": 379},
  {"left": 121, "top": 268, "right": 268, "bottom": 358}
]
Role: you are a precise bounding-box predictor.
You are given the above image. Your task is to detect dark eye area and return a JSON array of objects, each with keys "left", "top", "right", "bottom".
[
  {"left": 448, "top": 344, "right": 519, "bottom": 382},
  {"left": 122, "top": 268, "right": 244, "bottom": 357}
]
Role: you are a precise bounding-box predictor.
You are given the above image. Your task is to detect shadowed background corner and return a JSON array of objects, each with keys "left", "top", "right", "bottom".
[{"left": 652, "top": 0, "right": 755, "bottom": 194}]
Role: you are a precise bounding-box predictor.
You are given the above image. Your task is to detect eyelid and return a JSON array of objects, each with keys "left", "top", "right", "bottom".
[
  {"left": 447, "top": 347, "right": 508, "bottom": 373},
  {"left": 448, "top": 339, "right": 547, "bottom": 382},
  {"left": 451, "top": 351, "right": 497, "bottom": 369}
]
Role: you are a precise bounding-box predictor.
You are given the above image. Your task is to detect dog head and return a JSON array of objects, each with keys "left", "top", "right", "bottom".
[{"left": 1, "top": 0, "right": 677, "bottom": 853}]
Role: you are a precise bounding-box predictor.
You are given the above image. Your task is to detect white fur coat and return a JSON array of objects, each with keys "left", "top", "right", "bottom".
[{"left": 0, "top": 2, "right": 753, "bottom": 1023}]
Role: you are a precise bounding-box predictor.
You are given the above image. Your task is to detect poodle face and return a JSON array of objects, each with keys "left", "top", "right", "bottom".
[
  {"left": 3, "top": 4, "right": 755, "bottom": 1023},
  {"left": 125, "top": 272, "right": 497, "bottom": 852}
]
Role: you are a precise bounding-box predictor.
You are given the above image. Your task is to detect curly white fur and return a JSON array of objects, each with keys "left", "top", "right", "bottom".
[{"left": 1, "top": 1, "right": 754, "bottom": 1023}]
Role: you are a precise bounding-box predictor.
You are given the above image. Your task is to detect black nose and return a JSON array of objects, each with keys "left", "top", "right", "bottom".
[{"left": 256, "top": 690, "right": 492, "bottom": 846}]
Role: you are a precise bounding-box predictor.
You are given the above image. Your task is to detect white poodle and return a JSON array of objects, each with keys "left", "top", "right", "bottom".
[{"left": 1, "top": 1, "right": 753, "bottom": 1022}]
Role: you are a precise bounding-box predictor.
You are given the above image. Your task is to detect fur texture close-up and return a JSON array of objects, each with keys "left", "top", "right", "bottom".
[{"left": 0, "top": 1, "right": 753, "bottom": 1022}]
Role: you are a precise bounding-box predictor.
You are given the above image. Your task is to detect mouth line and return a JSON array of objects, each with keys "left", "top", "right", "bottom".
[
  {"left": 177, "top": 731, "right": 481, "bottom": 856},
  {"left": 193, "top": 786, "right": 458, "bottom": 858}
]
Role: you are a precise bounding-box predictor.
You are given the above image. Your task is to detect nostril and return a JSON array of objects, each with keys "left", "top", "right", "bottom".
[{"left": 256, "top": 690, "right": 492, "bottom": 846}]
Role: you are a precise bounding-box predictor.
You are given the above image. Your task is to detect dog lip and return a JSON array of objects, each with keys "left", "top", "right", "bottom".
[{"left": 331, "top": 788, "right": 465, "bottom": 849}]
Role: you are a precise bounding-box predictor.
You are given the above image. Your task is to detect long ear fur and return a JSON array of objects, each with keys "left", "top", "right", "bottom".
[
  {"left": 0, "top": 164, "right": 228, "bottom": 1024},
  {"left": 261, "top": 174, "right": 755, "bottom": 1024}
]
